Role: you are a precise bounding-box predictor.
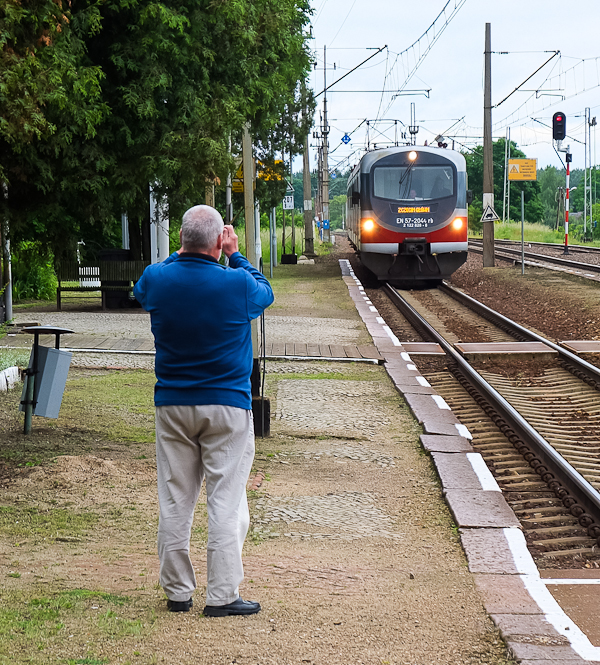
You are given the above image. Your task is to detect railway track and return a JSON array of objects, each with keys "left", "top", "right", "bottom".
[
  {"left": 380, "top": 282, "right": 600, "bottom": 562},
  {"left": 469, "top": 238, "right": 600, "bottom": 277}
]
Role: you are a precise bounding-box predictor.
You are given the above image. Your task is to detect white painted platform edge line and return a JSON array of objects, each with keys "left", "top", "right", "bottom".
[
  {"left": 406, "top": 363, "right": 418, "bottom": 371},
  {"left": 542, "top": 579, "right": 600, "bottom": 585},
  {"left": 382, "top": 326, "right": 402, "bottom": 346},
  {"left": 431, "top": 394, "right": 451, "bottom": 410},
  {"left": 503, "top": 528, "right": 539, "bottom": 576},
  {"left": 466, "top": 453, "right": 501, "bottom": 491},
  {"left": 520, "top": 574, "right": 600, "bottom": 660},
  {"left": 400, "top": 352, "right": 411, "bottom": 361},
  {"left": 455, "top": 423, "right": 472, "bottom": 439},
  {"left": 416, "top": 376, "right": 431, "bottom": 387},
  {"left": 376, "top": 317, "right": 385, "bottom": 324},
  {"left": 368, "top": 306, "right": 378, "bottom": 313}
]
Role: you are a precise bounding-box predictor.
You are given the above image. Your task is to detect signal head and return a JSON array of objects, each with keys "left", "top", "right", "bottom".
[{"left": 552, "top": 112, "right": 566, "bottom": 141}]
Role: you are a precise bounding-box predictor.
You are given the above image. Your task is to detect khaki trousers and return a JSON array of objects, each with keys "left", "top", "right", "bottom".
[{"left": 155, "top": 404, "right": 254, "bottom": 605}]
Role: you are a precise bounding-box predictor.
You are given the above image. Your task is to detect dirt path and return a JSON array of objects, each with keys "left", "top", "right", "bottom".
[{"left": 0, "top": 240, "right": 515, "bottom": 665}]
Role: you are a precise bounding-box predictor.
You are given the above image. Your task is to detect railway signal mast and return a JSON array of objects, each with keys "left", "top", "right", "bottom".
[{"left": 553, "top": 112, "right": 572, "bottom": 255}]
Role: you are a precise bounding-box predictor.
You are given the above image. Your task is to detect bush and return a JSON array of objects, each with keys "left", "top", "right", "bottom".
[{"left": 12, "top": 242, "right": 58, "bottom": 301}]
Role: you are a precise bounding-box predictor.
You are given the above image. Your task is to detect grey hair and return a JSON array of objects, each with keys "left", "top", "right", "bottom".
[{"left": 181, "top": 205, "right": 224, "bottom": 251}]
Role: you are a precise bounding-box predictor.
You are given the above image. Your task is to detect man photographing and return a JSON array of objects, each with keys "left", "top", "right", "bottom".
[{"left": 134, "top": 204, "right": 274, "bottom": 616}]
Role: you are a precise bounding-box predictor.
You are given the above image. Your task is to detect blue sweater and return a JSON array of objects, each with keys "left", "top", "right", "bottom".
[{"left": 133, "top": 251, "right": 274, "bottom": 409}]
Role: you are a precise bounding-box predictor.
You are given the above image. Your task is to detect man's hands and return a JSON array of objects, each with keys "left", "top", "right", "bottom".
[{"left": 222, "top": 225, "right": 239, "bottom": 257}]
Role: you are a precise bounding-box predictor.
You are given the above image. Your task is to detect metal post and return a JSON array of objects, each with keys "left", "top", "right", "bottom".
[
  {"left": 271, "top": 207, "right": 278, "bottom": 267},
  {"left": 502, "top": 127, "right": 509, "bottom": 222},
  {"left": 1, "top": 214, "right": 12, "bottom": 321},
  {"left": 521, "top": 190, "right": 525, "bottom": 276},
  {"left": 121, "top": 213, "right": 130, "bottom": 250},
  {"left": 585, "top": 108, "right": 588, "bottom": 241},
  {"left": 322, "top": 45, "right": 330, "bottom": 243},
  {"left": 564, "top": 150, "right": 571, "bottom": 255},
  {"left": 507, "top": 128, "right": 511, "bottom": 222},
  {"left": 303, "top": 135, "right": 315, "bottom": 257},
  {"left": 482, "top": 23, "right": 495, "bottom": 267},
  {"left": 149, "top": 186, "right": 158, "bottom": 264}
]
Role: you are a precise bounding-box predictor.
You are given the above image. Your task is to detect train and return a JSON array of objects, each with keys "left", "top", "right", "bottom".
[{"left": 346, "top": 145, "right": 471, "bottom": 286}]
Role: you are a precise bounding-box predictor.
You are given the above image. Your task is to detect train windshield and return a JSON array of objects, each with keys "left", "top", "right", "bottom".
[{"left": 373, "top": 165, "right": 454, "bottom": 201}]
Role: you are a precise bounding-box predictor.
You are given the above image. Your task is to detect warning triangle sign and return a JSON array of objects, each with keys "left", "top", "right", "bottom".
[
  {"left": 480, "top": 205, "right": 500, "bottom": 222},
  {"left": 509, "top": 164, "right": 520, "bottom": 174}
]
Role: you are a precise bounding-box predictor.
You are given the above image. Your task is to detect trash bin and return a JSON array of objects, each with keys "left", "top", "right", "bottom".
[{"left": 99, "top": 248, "right": 131, "bottom": 309}]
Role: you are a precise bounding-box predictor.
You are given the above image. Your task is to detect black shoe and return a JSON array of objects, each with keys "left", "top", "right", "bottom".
[
  {"left": 203, "top": 597, "right": 261, "bottom": 617},
  {"left": 167, "top": 598, "right": 193, "bottom": 612}
]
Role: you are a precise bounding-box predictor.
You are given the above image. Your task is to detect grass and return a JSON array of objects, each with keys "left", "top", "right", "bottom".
[
  {"left": 60, "top": 370, "right": 156, "bottom": 443},
  {"left": 0, "top": 348, "right": 30, "bottom": 372},
  {"left": 0, "top": 588, "right": 151, "bottom": 665},
  {"left": 0, "top": 506, "right": 98, "bottom": 542},
  {"left": 472, "top": 220, "right": 600, "bottom": 245}
]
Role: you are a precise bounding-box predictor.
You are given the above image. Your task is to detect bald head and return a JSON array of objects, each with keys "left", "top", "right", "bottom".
[{"left": 181, "top": 205, "right": 224, "bottom": 253}]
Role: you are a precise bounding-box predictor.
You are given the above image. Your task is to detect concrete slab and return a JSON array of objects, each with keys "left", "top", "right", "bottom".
[
  {"left": 400, "top": 342, "right": 445, "bottom": 355},
  {"left": 422, "top": 420, "right": 472, "bottom": 439},
  {"left": 490, "top": 613, "right": 567, "bottom": 640},
  {"left": 420, "top": 434, "right": 474, "bottom": 453},
  {"left": 445, "top": 490, "right": 520, "bottom": 528},
  {"left": 560, "top": 340, "right": 600, "bottom": 354},
  {"left": 431, "top": 452, "right": 488, "bottom": 490},
  {"left": 460, "top": 529, "right": 521, "bottom": 574},
  {"left": 402, "top": 393, "right": 460, "bottom": 426},
  {"left": 454, "top": 341, "right": 557, "bottom": 361},
  {"left": 474, "top": 575, "right": 542, "bottom": 614},
  {"left": 520, "top": 658, "right": 600, "bottom": 665},
  {"left": 393, "top": 384, "right": 438, "bottom": 395},
  {"left": 507, "top": 642, "right": 585, "bottom": 661}
]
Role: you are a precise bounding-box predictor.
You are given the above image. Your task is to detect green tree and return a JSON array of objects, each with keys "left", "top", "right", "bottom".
[
  {"left": 2, "top": 0, "right": 313, "bottom": 262},
  {"left": 464, "top": 139, "right": 543, "bottom": 224}
]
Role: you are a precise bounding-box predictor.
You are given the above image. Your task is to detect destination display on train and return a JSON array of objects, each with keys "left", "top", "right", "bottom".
[{"left": 396, "top": 206, "right": 431, "bottom": 214}]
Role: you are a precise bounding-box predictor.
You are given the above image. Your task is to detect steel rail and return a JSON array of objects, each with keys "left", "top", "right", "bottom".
[
  {"left": 468, "top": 240, "right": 600, "bottom": 274},
  {"left": 439, "top": 282, "right": 600, "bottom": 386},
  {"left": 382, "top": 282, "right": 600, "bottom": 524}
]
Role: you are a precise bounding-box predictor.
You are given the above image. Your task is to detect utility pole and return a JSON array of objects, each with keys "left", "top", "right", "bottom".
[
  {"left": 322, "top": 45, "right": 330, "bottom": 243},
  {"left": 482, "top": 22, "right": 495, "bottom": 267},
  {"left": 303, "top": 134, "right": 315, "bottom": 257}
]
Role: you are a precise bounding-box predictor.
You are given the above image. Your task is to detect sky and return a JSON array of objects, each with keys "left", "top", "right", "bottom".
[{"left": 306, "top": 0, "right": 600, "bottom": 175}]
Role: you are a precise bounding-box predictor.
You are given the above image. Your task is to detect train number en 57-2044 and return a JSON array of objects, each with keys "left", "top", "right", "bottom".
[{"left": 395, "top": 217, "right": 435, "bottom": 227}]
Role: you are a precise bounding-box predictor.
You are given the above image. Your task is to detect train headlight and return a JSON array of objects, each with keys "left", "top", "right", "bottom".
[
  {"left": 451, "top": 217, "right": 464, "bottom": 231},
  {"left": 362, "top": 219, "right": 375, "bottom": 232},
  {"left": 408, "top": 150, "right": 418, "bottom": 161}
]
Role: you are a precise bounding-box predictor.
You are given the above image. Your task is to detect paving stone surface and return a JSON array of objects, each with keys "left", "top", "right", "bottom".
[
  {"left": 507, "top": 642, "right": 583, "bottom": 661},
  {"left": 270, "top": 441, "right": 395, "bottom": 468},
  {"left": 275, "top": 379, "right": 393, "bottom": 436},
  {"left": 265, "top": 315, "right": 364, "bottom": 345},
  {"left": 251, "top": 492, "right": 402, "bottom": 541}
]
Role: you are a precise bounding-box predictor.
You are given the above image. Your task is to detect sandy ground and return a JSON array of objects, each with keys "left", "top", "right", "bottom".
[{"left": 0, "top": 240, "right": 516, "bottom": 664}]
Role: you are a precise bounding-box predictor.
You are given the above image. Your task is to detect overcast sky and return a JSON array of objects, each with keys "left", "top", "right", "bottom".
[{"left": 307, "top": 0, "right": 600, "bottom": 175}]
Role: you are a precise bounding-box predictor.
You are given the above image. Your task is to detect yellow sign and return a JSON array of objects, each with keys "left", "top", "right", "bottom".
[
  {"left": 508, "top": 158, "right": 537, "bottom": 181},
  {"left": 397, "top": 206, "right": 431, "bottom": 214},
  {"left": 231, "top": 158, "right": 256, "bottom": 192}
]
